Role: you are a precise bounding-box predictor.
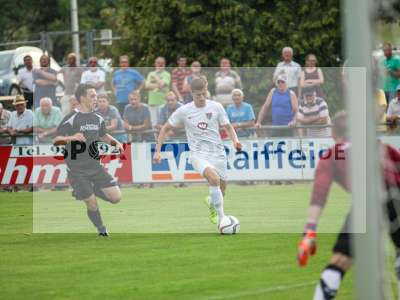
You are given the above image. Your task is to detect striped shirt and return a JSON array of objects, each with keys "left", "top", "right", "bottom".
[{"left": 298, "top": 97, "right": 331, "bottom": 137}]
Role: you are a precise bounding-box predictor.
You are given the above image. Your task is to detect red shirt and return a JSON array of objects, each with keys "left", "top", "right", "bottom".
[
  {"left": 311, "top": 143, "right": 400, "bottom": 206},
  {"left": 172, "top": 67, "right": 191, "bottom": 96}
]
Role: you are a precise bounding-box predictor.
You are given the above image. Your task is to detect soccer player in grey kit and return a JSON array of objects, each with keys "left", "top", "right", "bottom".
[{"left": 54, "top": 84, "right": 124, "bottom": 236}]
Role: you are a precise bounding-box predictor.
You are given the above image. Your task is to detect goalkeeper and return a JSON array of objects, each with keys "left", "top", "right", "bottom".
[{"left": 297, "top": 111, "right": 400, "bottom": 300}]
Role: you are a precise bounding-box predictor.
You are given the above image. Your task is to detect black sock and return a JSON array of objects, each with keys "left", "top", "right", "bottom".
[{"left": 87, "top": 209, "right": 105, "bottom": 231}]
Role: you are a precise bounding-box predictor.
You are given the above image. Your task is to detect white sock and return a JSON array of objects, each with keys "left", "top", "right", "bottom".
[
  {"left": 209, "top": 186, "right": 225, "bottom": 222},
  {"left": 313, "top": 265, "right": 344, "bottom": 300}
]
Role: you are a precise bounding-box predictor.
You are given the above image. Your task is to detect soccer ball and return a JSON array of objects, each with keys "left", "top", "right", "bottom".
[{"left": 218, "top": 215, "right": 240, "bottom": 234}]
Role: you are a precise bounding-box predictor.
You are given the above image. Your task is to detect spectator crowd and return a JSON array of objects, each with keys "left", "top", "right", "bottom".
[{"left": 1, "top": 43, "right": 400, "bottom": 145}]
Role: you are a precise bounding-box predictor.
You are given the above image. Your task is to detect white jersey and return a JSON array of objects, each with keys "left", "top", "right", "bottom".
[{"left": 168, "top": 100, "right": 229, "bottom": 159}]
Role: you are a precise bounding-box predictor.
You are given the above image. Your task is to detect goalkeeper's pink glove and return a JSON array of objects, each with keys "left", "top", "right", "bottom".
[{"left": 297, "top": 223, "right": 317, "bottom": 267}]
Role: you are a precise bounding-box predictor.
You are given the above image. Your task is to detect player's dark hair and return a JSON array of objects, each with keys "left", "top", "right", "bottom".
[
  {"left": 75, "top": 83, "right": 95, "bottom": 103},
  {"left": 191, "top": 77, "right": 207, "bottom": 92},
  {"left": 332, "top": 111, "right": 347, "bottom": 139}
]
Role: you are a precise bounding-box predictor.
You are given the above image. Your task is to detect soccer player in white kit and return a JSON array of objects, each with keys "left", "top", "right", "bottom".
[{"left": 153, "top": 78, "right": 242, "bottom": 227}]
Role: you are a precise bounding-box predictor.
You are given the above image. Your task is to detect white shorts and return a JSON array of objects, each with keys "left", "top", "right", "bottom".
[{"left": 190, "top": 155, "right": 227, "bottom": 181}]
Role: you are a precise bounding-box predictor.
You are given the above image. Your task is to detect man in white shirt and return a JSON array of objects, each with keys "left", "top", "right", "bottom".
[
  {"left": 273, "top": 47, "right": 301, "bottom": 95},
  {"left": 81, "top": 57, "right": 105, "bottom": 94},
  {"left": 154, "top": 78, "right": 242, "bottom": 229},
  {"left": 17, "top": 55, "right": 34, "bottom": 109}
]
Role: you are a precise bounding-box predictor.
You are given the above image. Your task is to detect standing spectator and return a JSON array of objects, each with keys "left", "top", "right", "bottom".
[
  {"left": 182, "top": 61, "right": 208, "bottom": 103},
  {"left": 17, "top": 55, "right": 34, "bottom": 109},
  {"left": 155, "top": 91, "right": 183, "bottom": 139},
  {"left": 7, "top": 95, "right": 33, "bottom": 145},
  {"left": 33, "top": 97, "right": 63, "bottom": 143},
  {"left": 299, "top": 54, "right": 325, "bottom": 98},
  {"left": 387, "top": 85, "right": 400, "bottom": 124},
  {"left": 112, "top": 55, "right": 144, "bottom": 116},
  {"left": 273, "top": 47, "right": 301, "bottom": 95},
  {"left": 297, "top": 88, "right": 331, "bottom": 137},
  {"left": 81, "top": 56, "right": 106, "bottom": 94},
  {"left": 171, "top": 56, "right": 191, "bottom": 102},
  {"left": 59, "top": 53, "right": 83, "bottom": 115},
  {"left": 0, "top": 103, "right": 11, "bottom": 144},
  {"left": 256, "top": 75, "right": 298, "bottom": 137},
  {"left": 123, "top": 91, "right": 152, "bottom": 142},
  {"left": 96, "top": 94, "right": 127, "bottom": 143},
  {"left": 33, "top": 54, "right": 58, "bottom": 108},
  {"left": 380, "top": 43, "right": 400, "bottom": 104},
  {"left": 226, "top": 89, "right": 256, "bottom": 138},
  {"left": 145, "top": 57, "right": 171, "bottom": 125},
  {"left": 214, "top": 58, "right": 242, "bottom": 106}
]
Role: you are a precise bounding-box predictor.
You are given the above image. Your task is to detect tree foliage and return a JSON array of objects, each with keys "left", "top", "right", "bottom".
[{"left": 105, "top": 0, "right": 341, "bottom": 67}]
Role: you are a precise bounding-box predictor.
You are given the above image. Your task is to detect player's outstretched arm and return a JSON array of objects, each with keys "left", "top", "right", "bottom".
[
  {"left": 222, "top": 123, "right": 242, "bottom": 152},
  {"left": 153, "top": 122, "right": 174, "bottom": 164},
  {"left": 53, "top": 133, "right": 86, "bottom": 145}
]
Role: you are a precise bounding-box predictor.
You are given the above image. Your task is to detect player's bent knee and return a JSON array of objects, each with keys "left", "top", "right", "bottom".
[{"left": 330, "top": 253, "right": 352, "bottom": 271}]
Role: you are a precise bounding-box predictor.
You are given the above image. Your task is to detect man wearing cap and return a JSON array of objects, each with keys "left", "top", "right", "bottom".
[
  {"left": 7, "top": 95, "right": 33, "bottom": 145},
  {"left": 297, "top": 87, "right": 331, "bottom": 137},
  {"left": 256, "top": 75, "right": 298, "bottom": 137},
  {"left": 0, "top": 103, "right": 11, "bottom": 144},
  {"left": 386, "top": 85, "right": 400, "bottom": 125}
]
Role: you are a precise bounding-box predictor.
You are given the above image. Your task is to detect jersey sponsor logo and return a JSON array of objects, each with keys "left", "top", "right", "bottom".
[
  {"left": 197, "top": 122, "right": 208, "bottom": 130},
  {"left": 206, "top": 112, "right": 212, "bottom": 119},
  {"left": 79, "top": 124, "right": 99, "bottom": 131}
]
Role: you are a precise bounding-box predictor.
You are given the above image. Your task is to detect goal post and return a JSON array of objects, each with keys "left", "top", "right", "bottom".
[{"left": 343, "top": 0, "right": 386, "bottom": 299}]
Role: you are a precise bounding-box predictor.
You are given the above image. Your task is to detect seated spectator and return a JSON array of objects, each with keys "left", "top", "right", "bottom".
[
  {"left": 297, "top": 88, "right": 331, "bottom": 137},
  {"left": 7, "top": 95, "right": 33, "bottom": 145},
  {"left": 81, "top": 56, "right": 106, "bottom": 93},
  {"left": 214, "top": 58, "right": 242, "bottom": 106},
  {"left": 0, "top": 103, "right": 11, "bottom": 144},
  {"left": 273, "top": 47, "right": 301, "bottom": 96},
  {"left": 112, "top": 55, "right": 144, "bottom": 116},
  {"left": 155, "top": 91, "right": 184, "bottom": 139},
  {"left": 386, "top": 85, "right": 400, "bottom": 124},
  {"left": 96, "top": 94, "right": 127, "bottom": 143},
  {"left": 123, "top": 91, "right": 153, "bottom": 142},
  {"left": 172, "top": 56, "right": 191, "bottom": 102},
  {"left": 226, "top": 89, "right": 256, "bottom": 138},
  {"left": 375, "top": 88, "right": 387, "bottom": 133},
  {"left": 59, "top": 53, "right": 83, "bottom": 115},
  {"left": 33, "top": 97, "right": 63, "bottom": 143},
  {"left": 182, "top": 61, "right": 208, "bottom": 103},
  {"left": 256, "top": 75, "right": 298, "bottom": 137},
  {"left": 145, "top": 57, "right": 171, "bottom": 126},
  {"left": 299, "top": 54, "right": 325, "bottom": 98},
  {"left": 33, "top": 54, "right": 58, "bottom": 108}
]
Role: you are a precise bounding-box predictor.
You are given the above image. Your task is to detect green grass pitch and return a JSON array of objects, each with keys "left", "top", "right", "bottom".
[{"left": 0, "top": 184, "right": 356, "bottom": 299}]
